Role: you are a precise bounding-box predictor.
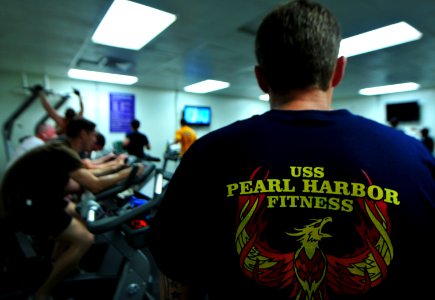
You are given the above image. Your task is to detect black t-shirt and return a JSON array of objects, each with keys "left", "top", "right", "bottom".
[
  {"left": 147, "top": 109, "right": 435, "bottom": 299},
  {"left": 422, "top": 136, "right": 434, "bottom": 153},
  {"left": 125, "top": 131, "right": 149, "bottom": 159}
]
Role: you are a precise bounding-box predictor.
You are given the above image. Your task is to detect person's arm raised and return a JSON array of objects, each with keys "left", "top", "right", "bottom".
[
  {"left": 73, "top": 88, "right": 84, "bottom": 117},
  {"left": 38, "top": 90, "right": 64, "bottom": 127}
]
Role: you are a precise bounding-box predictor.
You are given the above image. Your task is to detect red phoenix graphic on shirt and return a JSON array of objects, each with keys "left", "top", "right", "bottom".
[{"left": 235, "top": 167, "right": 393, "bottom": 299}]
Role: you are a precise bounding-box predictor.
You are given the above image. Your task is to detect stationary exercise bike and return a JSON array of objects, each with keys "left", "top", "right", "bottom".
[
  {"left": 1, "top": 161, "right": 161, "bottom": 300},
  {"left": 58, "top": 161, "right": 161, "bottom": 300}
]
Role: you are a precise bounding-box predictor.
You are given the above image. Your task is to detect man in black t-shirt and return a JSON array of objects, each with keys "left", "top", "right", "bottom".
[
  {"left": 123, "top": 119, "right": 151, "bottom": 159},
  {"left": 421, "top": 127, "right": 434, "bottom": 154},
  {"left": 146, "top": 1, "right": 435, "bottom": 299}
]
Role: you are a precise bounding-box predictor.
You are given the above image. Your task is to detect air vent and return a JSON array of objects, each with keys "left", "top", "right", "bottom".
[{"left": 77, "top": 56, "right": 133, "bottom": 72}]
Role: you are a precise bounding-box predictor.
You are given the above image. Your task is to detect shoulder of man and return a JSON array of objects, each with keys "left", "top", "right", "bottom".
[{"left": 45, "top": 139, "right": 82, "bottom": 158}]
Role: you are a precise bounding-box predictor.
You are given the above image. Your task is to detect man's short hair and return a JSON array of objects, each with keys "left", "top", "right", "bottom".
[
  {"left": 66, "top": 118, "right": 96, "bottom": 138},
  {"left": 131, "top": 119, "right": 140, "bottom": 130},
  {"left": 95, "top": 132, "right": 106, "bottom": 150},
  {"left": 35, "top": 123, "right": 57, "bottom": 141},
  {"left": 34, "top": 123, "right": 51, "bottom": 135},
  {"left": 421, "top": 128, "right": 429, "bottom": 136},
  {"left": 255, "top": 0, "right": 341, "bottom": 94},
  {"left": 65, "top": 108, "right": 76, "bottom": 120},
  {"left": 389, "top": 117, "right": 400, "bottom": 127}
]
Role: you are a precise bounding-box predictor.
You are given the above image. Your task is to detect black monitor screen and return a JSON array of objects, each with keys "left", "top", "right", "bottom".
[
  {"left": 386, "top": 101, "right": 420, "bottom": 122},
  {"left": 183, "top": 105, "right": 212, "bottom": 126}
]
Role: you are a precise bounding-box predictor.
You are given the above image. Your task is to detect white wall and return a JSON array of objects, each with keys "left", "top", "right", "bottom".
[
  {"left": 1, "top": 70, "right": 434, "bottom": 181},
  {"left": 333, "top": 89, "right": 435, "bottom": 140},
  {"left": 0, "top": 71, "right": 269, "bottom": 179}
]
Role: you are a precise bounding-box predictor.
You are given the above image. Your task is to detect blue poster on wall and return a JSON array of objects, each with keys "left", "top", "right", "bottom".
[{"left": 110, "top": 92, "right": 135, "bottom": 132}]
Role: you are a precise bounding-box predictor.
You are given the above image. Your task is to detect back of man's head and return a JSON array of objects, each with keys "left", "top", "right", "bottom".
[
  {"left": 421, "top": 128, "right": 429, "bottom": 136},
  {"left": 65, "top": 108, "right": 76, "bottom": 120},
  {"left": 66, "top": 118, "right": 96, "bottom": 138},
  {"left": 255, "top": 0, "right": 341, "bottom": 94},
  {"left": 131, "top": 119, "right": 140, "bottom": 130},
  {"left": 180, "top": 118, "right": 187, "bottom": 126},
  {"left": 389, "top": 117, "right": 400, "bottom": 128}
]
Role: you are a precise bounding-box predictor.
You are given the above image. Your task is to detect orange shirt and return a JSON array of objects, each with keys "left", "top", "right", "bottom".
[{"left": 175, "top": 125, "right": 197, "bottom": 156}]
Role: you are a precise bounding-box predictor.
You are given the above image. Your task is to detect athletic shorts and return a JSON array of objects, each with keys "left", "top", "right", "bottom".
[{"left": 13, "top": 197, "right": 72, "bottom": 238}]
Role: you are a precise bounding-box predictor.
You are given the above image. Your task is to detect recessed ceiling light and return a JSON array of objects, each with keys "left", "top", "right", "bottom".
[
  {"left": 339, "top": 22, "right": 422, "bottom": 57},
  {"left": 92, "top": 0, "right": 177, "bottom": 50},
  {"left": 359, "top": 82, "right": 420, "bottom": 96},
  {"left": 184, "top": 80, "right": 230, "bottom": 93},
  {"left": 67, "top": 68, "right": 138, "bottom": 85}
]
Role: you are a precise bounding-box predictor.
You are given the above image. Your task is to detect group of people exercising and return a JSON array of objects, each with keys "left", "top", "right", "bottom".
[
  {"left": 0, "top": 80, "right": 199, "bottom": 299},
  {"left": 0, "top": 87, "right": 161, "bottom": 299}
]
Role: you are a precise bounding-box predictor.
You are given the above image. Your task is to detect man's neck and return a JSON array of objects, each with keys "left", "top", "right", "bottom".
[
  {"left": 66, "top": 138, "right": 82, "bottom": 153},
  {"left": 269, "top": 87, "right": 333, "bottom": 111}
]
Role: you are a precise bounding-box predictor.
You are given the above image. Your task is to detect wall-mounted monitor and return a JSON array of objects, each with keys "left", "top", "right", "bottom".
[
  {"left": 183, "top": 105, "right": 212, "bottom": 126},
  {"left": 386, "top": 101, "right": 420, "bottom": 122}
]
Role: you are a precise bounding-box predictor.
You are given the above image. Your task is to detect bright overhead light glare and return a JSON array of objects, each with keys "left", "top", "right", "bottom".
[
  {"left": 184, "top": 80, "right": 230, "bottom": 93},
  {"left": 359, "top": 82, "right": 420, "bottom": 96},
  {"left": 259, "top": 94, "right": 269, "bottom": 101},
  {"left": 339, "top": 22, "right": 422, "bottom": 57},
  {"left": 68, "top": 69, "right": 138, "bottom": 85},
  {"left": 92, "top": 0, "right": 177, "bottom": 50}
]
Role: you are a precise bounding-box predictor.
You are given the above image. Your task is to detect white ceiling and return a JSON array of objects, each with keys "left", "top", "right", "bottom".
[{"left": 1, "top": 0, "right": 435, "bottom": 100}]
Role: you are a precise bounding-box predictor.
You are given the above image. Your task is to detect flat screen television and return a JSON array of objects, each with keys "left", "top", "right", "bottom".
[
  {"left": 386, "top": 101, "right": 420, "bottom": 122},
  {"left": 183, "top": 105, "right": 212, "bottom": 126}
]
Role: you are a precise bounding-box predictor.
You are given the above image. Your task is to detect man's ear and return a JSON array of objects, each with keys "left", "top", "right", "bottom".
[
  {"left": 39, "top": 132, "right": 47, "bottom": 140},
  {"left": 255, "top": 65, "right": 269, "bottom": 93},
  {"left": 331, "top": 56, "right": 347, "bottom": 87},
  {"left": 78, "top": 129, "right": 87, "bottom": 140}
]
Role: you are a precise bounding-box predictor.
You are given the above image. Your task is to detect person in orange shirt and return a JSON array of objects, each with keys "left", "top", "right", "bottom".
[{"left": 173, "top": 118, "right": 197, "bottom": 157}]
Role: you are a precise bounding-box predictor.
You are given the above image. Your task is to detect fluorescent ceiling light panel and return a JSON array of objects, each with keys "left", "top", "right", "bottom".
[
  {"left": 184, "top": 80, "right": 230, "bottom": 93},
  {"left": 259, "top": 94, "right": 269, "bottom": 101},
  {"left": 359, "top": 82, "right": 420, "bottom": 96},
  {"left": 68, "top": 69, "right": 138, "bottom": 85},
  {"left": 339, "top": 22, "right": 422, "bottom": 57},
  {"left": 92, "top": 0, "right": 177, "bottom": 50}
]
